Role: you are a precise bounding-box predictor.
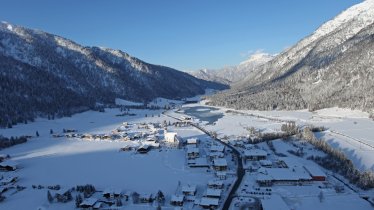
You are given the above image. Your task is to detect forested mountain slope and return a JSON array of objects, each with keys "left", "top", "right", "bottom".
[
  {"left": 208, "top": 0, "right": 374, "bottom": 112},
  {"left": 0, "top": 22, "right": 227, "bottom": 127}
]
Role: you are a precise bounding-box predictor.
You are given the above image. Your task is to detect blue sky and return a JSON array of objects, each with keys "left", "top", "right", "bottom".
[{"left": 0, "top": 0, "right": 362, "bottom": 71}]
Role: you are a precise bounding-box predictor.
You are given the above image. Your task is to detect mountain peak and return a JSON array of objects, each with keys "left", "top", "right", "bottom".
[
  {"left": 0, "top": 21, "right": 14, "bottom": 31},
  {"left": 239, "top": 52, "right": 274, "bottom": 66}
]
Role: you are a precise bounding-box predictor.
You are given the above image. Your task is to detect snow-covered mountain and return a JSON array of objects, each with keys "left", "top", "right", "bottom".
[
  {"left": 190, "top": 52, "right": 274, "bottom": 85},
  {"left": 209, "top": 0, "right": 374, "bottom": 112},
  {"left": 0, "top": 22, "right": 227, "bottom": 127}
]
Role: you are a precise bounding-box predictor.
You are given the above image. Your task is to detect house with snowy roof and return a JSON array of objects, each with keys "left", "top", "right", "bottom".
[
  {"left": 213, "top": 158, "right": 228, "bottom": 171},
  {"left": 244, "top": 149, "right": 267, "bottom": 161},
  {"left": 182, "top": 184, "right": 197, "bottom": 196},
  {"left": 199, "top": 197, "right": 219, "bottom": 209},
  {"left": 164, "top": 132, "right": 181, "bottom": 147},
  {"left": 0, "top": 160, "right": 18, "bottom": 171},
  {"left": 170, "top": 194, "right": 184, "bottom": 206},
  {"left": 186, "top": 147, "right": 200, "bottom": 159}
]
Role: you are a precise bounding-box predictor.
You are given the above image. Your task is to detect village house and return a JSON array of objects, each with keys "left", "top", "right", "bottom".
[
  {"left": 93, "top": 201, "right": 104, "bottom": 209},
  {"left": 259, "top": 160, "right": 273, "bottom": 167},
  {"left": 188, "top": 157, "right": 209, "bottom": 168},
  {"left": 210, "top": 145, "right": 225, "bottom": 153},
  {"left": 213, "top": 158, "right": 228, "bottom": 171},
  {"left": 139, "top": 193, "right": 153, "bottom": 203},
  {"left": 199, "top": 197, "right": 219, "bottom": 209},
  {"left": 186, "top": 138, "right": 198, "bottom": 145},
  {"left": 164, "top": 132, "right": 181, "bottom": 147},
  {"left": 186, "top": 147, "right": 200, "bottom": 159},
  {"left": 103, "top": 188, "right": 122, "bottom": 198},
  {"left": 208, "top": 180, "right": 224, "bottom": 189},
  {"left": 80, "top": 198, "right": 98, "bottom": 209},
  {"left": 0, "top": 176, "right": 18, "bottom": 185},
  {"left": 182, "top": 184, "right": 197, "bottom": 196},
  {"left": 120, "top": 145, "right": 132, "bottom": 152},
  {"left": 137, "top": 145, "right": 151, "bottom": 154},
  {"left": 208, "top": 151, "right": 225, "bottom": 160},
  {"left": 170, "top": 194, "right": 184, "bottom": 206},
  {"left": 243, "top": 149, "right": 267, "bottom": 161},
  {"left": 0, "top": 160, "right": 18, "bottom": 171},
  {"left": 205, "top": 188, "right": 222, "bottom": 198},
  {"left": 0, "top": 154, "right": 10, "bottom": 162}
]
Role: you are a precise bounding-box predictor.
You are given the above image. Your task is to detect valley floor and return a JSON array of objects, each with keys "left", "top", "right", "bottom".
[{"left": 1, "top": 99, "right": 374, "bottom": 210}]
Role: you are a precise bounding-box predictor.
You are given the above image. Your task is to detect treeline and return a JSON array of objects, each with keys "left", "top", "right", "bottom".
[
  {"left": 0, "top": 135, "right": 28, "bottom": 149},
  {"left": 300, "top": 127, "right": 374, "bottom": 190},
  {"left": 247, "top": 122, "right": 299, "bottom": 143}
]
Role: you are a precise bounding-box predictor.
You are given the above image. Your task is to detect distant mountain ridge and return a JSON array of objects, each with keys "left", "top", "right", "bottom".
[
  {"left": 190, "top": 52, "right": 274, "bottom": 85},
  {"left": 0, "top": 22, "right": 227, "bottom": 127},
  {"left": 208, "top": 0, "right": 374, "bottom": 112}
]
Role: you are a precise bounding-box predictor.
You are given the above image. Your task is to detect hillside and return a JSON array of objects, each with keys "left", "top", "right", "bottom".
[
  {"left": 208, "top": 0, "right": 374, "bottom": 112},
  {"left": 0, "top": 22, "right": 227, "bottom": 127}
]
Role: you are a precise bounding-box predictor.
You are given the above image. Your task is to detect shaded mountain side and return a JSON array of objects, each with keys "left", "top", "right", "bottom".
[{"left": 0, "top": 22, "right": 227, "bottom": 127}]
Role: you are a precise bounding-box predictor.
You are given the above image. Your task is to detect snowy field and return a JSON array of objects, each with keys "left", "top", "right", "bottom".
[
  {"left": 0, "top": 107, "right": 213, "bottom": 209},
  {"left": 196, "top": 102, "right": 374, "bottom": 172}
]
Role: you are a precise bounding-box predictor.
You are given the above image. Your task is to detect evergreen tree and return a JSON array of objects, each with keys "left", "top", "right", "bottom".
[
  {"left": 116, "top": 198, "right": 123, "bottom": 206},
  {"left": 75, "top": 194, "right": 82, "bottom": 208},
  {"left": 47, "top": 190, "right": 53, "bottom": 203}
]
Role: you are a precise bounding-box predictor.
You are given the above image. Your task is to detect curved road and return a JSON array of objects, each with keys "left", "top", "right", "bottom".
[{"left": 163, "top": 110, "right": 245, "bottom": 209}]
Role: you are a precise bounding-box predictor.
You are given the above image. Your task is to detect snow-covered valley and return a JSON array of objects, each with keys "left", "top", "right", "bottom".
[{"left": 1, "top": 99, "right": 374, "bottom": 210}]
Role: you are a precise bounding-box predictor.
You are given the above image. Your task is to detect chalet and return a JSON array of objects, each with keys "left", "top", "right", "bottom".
[
  {"left": 139, "top": 193, "right": 153, "bottom": 203},
  {"left": 259, "top": 160, "right": 273, "bottom": 167},
  {"left": 137, "top": 145, "right": 151, "bottom": 154},
  {"left": 187, "top": 147, "right": 200, "bottom": 159},
  {"left": 103, "top": 188, "right": 122, "bottom": 198},
  {"left": 187, "top": 138, "right": 198, "bottom": 145},
  {"left": 199, "top": 197, "right": 219, "bottom": 209},
  {"left": 93, "top": 201, "right": 104, "bottom": 209},
  {"left": 209, "top": 151, "right": 225, "bottom": 160},
  {"left": 137, "top": 123, "right": 149, "bottom": 129},
  {"left": 80, "top": 198, "right": 98, "bottom": 208},
  {"left": 206, "top": 188, "right": 222, "bottom": 198},
  {"left": 0, "top": 176, "right": 18, "bottom": 185},
  {"left": 146, "top": 136, "right": 158, "bottom": 142},
  {"left": 210, "top": 145, "right": 225, "bottom": 153},
  {"left": 0, "top": 160, "right": 18, "bottom": 171},
  {"left": 182, "top": 185, "right": 197, "bottom": 196},
  {"left": 120, "top": 145, "right": 132, "bottom": 152},
  {"left": 244, "top": 149, "right": 267, "bottom": 161},
  {"left": 0, "top": 154, "right": 10, "bottom": 162},
  {"left": 117, "top": 125, "right": 128, "bottom": 132},
  {"left": 188, "top": 157, "right": 209, "bottom": 168},
  {"left": 208, "top": 180, "right": 224, "bottom": 189},
  {"left": 303, "top": 165, "right": 326, "bottom": 181},
  {"left": 213, "top": 158, "right": 228, "bottom": 171},
  {"left": 170, "top": 195, "right": 184, "bottom": 206}
]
